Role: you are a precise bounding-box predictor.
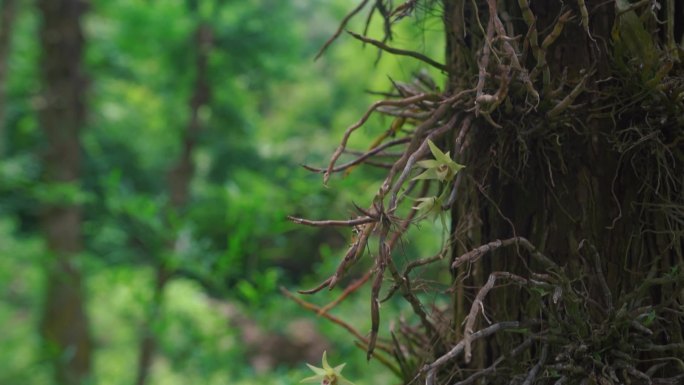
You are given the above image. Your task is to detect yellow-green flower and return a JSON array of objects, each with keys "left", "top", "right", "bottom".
[
  {"left": 301, "top": 351, "right": 355, "bottom": 385},
  {"left": 412, "top": 193, "right": 448, "bottom": 227},
  {"left": 413, "top": 195, "right": 442, "bottom": 217},
  {"left": 413, "top": 139, "right": 464, "bottom": 183}
]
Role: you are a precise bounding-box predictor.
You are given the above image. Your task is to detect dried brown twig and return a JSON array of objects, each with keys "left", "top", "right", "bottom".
[
  {"left": 286, "top": 215, "right": 376, "bottom": 227},
  {"left": 325, "top": 93, "right": 436, "bottom": 184},
  {"left": 451, "top": 236, "right": 558, "bottom": 270},
  {"left": 423, "top": 321, "right": 524, "bottom": 385},
  {"left": 462, "top": 272, "right": 532, "bottom": 364},
  {"left": 318, "top": 271, "right": 372, "bottom": 315},
  {"left": 346, "top": 31, "right": 448, "bottom": 72},
  {"left": 302, "top": 137, "right": 410, "bottom": 174},
  {"left": 281, "top": 286, "right": 393, "bottom": 353},
  {"left": 315, "top": 0, "right": 370, "bottom": 60}
]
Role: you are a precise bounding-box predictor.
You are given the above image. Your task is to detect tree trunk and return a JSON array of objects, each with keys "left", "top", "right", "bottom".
[
  {"left": 444, "top": 0, "right": 683, "bottom": 382},
  {"left": 134, "top": 266, "right": 171, "bottom": 385},
  {"left": 36, "top": 1, "right": 92, "bottom": 384},
  {"left": 134, "top": 21, "right": 212, "bottom": 385},
  {"left": 0, "top": 0, "right": 17, "bottom": 156}
]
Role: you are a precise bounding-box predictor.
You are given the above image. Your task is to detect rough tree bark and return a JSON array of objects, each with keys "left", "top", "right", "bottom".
[
  {"left": 134, "top": 20, "right": 212, "bottom": 385},
  {"left": 36, "top": 1, "right": 92, "bottom": 384},
  {"left": 447, "top": 0, "right": 683, "bottom": 379}
]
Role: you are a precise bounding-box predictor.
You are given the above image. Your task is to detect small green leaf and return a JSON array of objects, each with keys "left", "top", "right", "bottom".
[{"left": 642, "top": 310, "right": 656, "bottom": 326}]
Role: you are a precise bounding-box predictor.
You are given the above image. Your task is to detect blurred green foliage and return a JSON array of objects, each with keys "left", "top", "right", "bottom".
[{"left": 0, "top": 0, "right": 447, "bottom": 384}]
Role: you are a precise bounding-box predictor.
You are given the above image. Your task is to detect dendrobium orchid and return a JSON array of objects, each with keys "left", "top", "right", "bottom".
[
  {"left": 301, "top": 351, "right": 355, "bottom": 385},
  {"left": 413, "top": 139, "right": 464, "bottom": 183},
  {"left": 411, "top": 140, "right": 464, "bottom": 223}
]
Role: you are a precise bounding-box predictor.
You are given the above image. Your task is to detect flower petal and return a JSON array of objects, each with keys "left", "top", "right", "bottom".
[
  {"left": 338, "top": 375, "right": 356, "bottom": 385},
  {"left": 306, "top": 364, "right": 326, "bottom": 376},
  {"left": 427, "top": 140, "right": 451, "bottom": 164},
  {"left": 321, "top": 351, "right": 332, "bottom": 371},
  {"left": 416, "top": 159, "right": 439, "bottom": 169},
  {"left": 300, "top": 375, "right": 324, "bottom": 383},
  {"left": 448, "top": 162, "right": 465, "bottom": 173},
  {"left": 412, "top": 169, "right": 437, "bottom": 181},
  {"left": 333, "top": 363, "right": 346, "bottom": 373}
]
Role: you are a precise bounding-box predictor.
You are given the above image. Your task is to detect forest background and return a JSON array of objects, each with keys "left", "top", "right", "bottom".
[
  {"left": 5, "top": 0, "right": 683, "bottom": 385},
  {"left": 0, "top": 0, "right": 446, "bottom": 384}
]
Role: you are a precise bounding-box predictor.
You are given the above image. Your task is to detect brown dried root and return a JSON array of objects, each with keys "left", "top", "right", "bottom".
[
  {"left": 315, "top": 0, "right": 370, "bottom": 60},
  {"left": 281, "top": 286, "right": 393, "bottom": 353},
  {"left": 325, "top": 93, "right": 437, "bottom": 184}
]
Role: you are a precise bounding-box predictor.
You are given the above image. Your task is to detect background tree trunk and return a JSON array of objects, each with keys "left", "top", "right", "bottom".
[
  {"left": 0, "top": 0, "right": 17, "bottom": 156},
  {"left": 134, "top": 21, "right": 212, "bottom": 385},
  {"left": 36, "top": 1, "right": 92, "bottom": 384}
]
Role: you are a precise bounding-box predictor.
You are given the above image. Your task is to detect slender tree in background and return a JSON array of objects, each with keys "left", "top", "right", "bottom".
[
  {"left": 134, "top": 9, "right": 212, "bottom": 385},
  {"left": 291, "top": 0, "right": 683, "bottom": 383},
  {"left": 36, "top": 0, "right": 92, "bottom": 384},
  {"left": 0, "top": 0, "right": 17, "bottom": 156}
]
